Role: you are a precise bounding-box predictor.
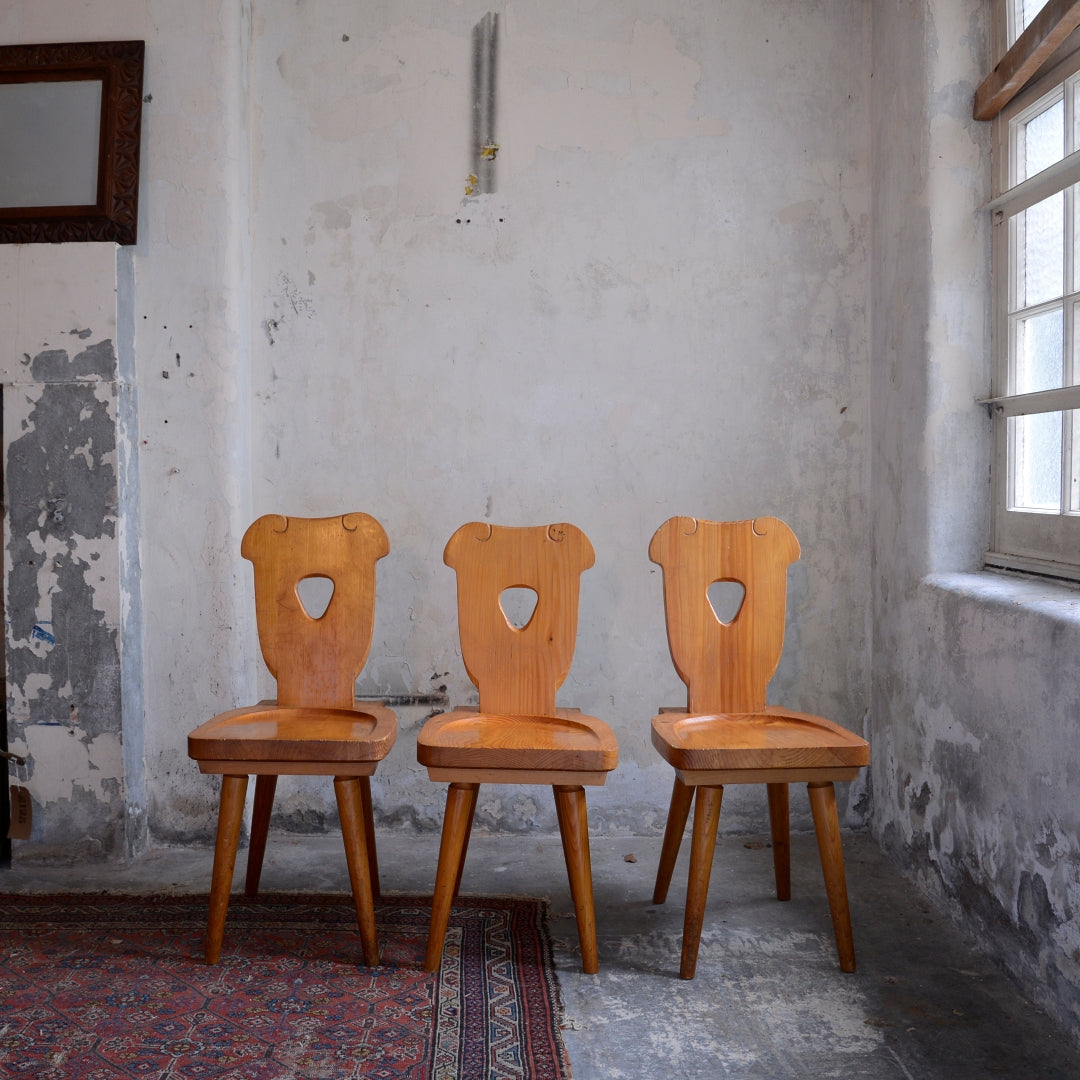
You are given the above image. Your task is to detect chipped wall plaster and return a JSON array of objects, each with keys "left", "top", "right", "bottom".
[
  {"left": 0, "top": 244, "right": 131, "bottom": 862},
  {"left": 870, "top": 0, "right": 1080, "bottom": 1044}
]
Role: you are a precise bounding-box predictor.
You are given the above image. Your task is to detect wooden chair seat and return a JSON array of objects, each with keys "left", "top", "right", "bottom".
[
  {"left": 187, "top": 512, "right": 396, "bottom": 967},
  {"left": 189, "top": 702, "right": 397, "bottom": 770},
  {"left": 647, "top": 516, "right": 869, "bottom": 979},
  {"left": 419, "top": 706, "right": 617, "bottom": 779},
  {"left": 417, "top": 521, "right": 618, "bottom": 975},
  {"left": 652, "top": 707, "right": 869, "bottom": 777}
]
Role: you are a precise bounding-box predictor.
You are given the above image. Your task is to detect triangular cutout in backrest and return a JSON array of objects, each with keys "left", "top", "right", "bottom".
[
  {"left": 708, "top": 579, "right": 746, "bottom": 626},
  {"left": 500, "top": 586, "right": 538, "bottom": 630},
  {"left": 297, "top": 574, "right": 335, "bottom": 620}
]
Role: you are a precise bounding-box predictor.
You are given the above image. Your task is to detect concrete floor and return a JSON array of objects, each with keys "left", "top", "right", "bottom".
[{"left": 3, "top": 827, "right": 1079, "bottom": 1079}]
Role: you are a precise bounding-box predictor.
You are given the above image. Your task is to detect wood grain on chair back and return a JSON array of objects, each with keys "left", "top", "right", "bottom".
[
  {"left": 649, "top": 516, "right": 800, "bottom": 714},
  {"left": 444, "top": 522, "right": 595, "bottom": 716},
  {"left": 242, "top": 513, "right": 389, "bottom": 709}
]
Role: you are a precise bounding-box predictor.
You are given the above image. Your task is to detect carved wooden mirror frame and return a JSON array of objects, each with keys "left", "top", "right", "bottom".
[{"left": 0, "top": 40, "right": 144, "bottom": 244}]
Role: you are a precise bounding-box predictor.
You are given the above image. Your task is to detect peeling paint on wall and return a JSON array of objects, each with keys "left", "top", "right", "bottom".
[
  {"left": 872, "top": 0, "right": 1080, "bottom": 1009},
  {"left": 5, "top": 341, "right": 125, "bottom": 863}
]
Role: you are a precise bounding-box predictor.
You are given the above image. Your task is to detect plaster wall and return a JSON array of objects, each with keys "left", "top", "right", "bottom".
[
  {"left": 242, "top": 0, "right": 873, "bottom": 837},
  {"left": 1, "top": 0, "right": 873, "bottom": 852},
  {"left": 870, "top": 0, "right": 1080, "bottom": 1040}
]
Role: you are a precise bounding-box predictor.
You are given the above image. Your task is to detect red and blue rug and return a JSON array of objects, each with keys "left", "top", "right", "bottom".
[{"left": 0, "top": 893, "right": 571, "bottom": 1079}]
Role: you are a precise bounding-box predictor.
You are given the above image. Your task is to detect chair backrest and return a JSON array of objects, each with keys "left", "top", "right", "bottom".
[
  {"left": 649, "top": 516, "right": 800, "bottom": 714},
  {"left": 242, "top": 513, "right": 389, "bottom": 708},
  {"left": 444, "top": 522, "right": 595, "bottom": 715}
]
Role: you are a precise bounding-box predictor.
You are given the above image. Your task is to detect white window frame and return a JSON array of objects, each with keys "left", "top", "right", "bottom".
[{"left": 986, "top": 4, "right": 1080, "bottom": 580}]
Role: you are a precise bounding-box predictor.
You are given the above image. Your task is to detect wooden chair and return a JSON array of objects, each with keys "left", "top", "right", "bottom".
[
  {"left": 187, "top": 513, "right": 397, "bottom": 965},
  {"left": 648, "top": 516, "right": 869, "bottom": 979},
  {"left": 417, "top": 522, "right": 618, "bottom": 974}
]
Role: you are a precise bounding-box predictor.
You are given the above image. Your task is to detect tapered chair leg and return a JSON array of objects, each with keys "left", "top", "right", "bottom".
[
  {"left": 680, "top": 784, "right": 723, "bottom": 980},
  {"left": 767, "top": 782, "right": 791, "bottom": 902},
  {"left": 335, "top": 776, "right": 380, "bottom": 966},
  {"left": 653, "top": 775, "right": 695, "bottom": 905},
  {"left": 425, "top": 783, "right": 479, "bottom": 973},
  {"left": 245, "top": 775, "right": 277, "bottom": 896},
  {"left": 452, "top": 790, "right": 478, "bottom": 899},
  {"left": 554, "top": 784, "right": 599, "bottom": 974},
  {"left": 206, "top": 774, "right": 249, "bottom": 964},
  {"left": 359, "top": 776, "right": 381, "bottom": 901},
  {"left": 807, "top": 781, "right": 856, "bottom": 973}
]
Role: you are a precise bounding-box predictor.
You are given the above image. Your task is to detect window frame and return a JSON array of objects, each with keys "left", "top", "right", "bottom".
[{"left": 986, "top": 8, "right": 1080, "bottom": 581}]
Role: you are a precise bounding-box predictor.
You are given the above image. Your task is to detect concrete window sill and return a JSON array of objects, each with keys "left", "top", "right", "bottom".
[{"left": 923, "top": 569, "right": 1080, "bottom": 625}]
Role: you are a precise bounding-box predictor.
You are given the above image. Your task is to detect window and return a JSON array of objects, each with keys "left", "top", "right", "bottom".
[
  {"left": 1013, "top": 0, "right": 1052, "bottom": 39},
  {"left": 985, "top": 1, "right": 1080, "bottom": 578}
]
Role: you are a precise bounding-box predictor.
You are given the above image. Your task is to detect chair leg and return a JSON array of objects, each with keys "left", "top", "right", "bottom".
[
  {"left": 554, "top": 784, "right": 599, "bottom": 975},
  {"left": 452, "top": 789, "right": 478, "bottom": 899},
  {"left": 680, "top": 784, "right": 723, "bottom": 981},
  {"left": 206, "top": 774, "right": 248, "bottom": 965},
  {"left": 334, "top": 776, "right": 380, "bottom": 967},
  {"left": 359, "top": 776, "right": 381, "bottom": 901},
  {"left": 425, "top": 782, "right": 479, "bottom": 973},
  {"left": 807, "top": 781, "right": 856, "bottom": 973},
  {"left": 766, "top": 782, "right": 791, "bottom": 902},
  {"left": 245, "top": 775, "right": 277, "bottom": 897},
  {"left": 653, "top": 775, "right": 695, "bottom": 905}
]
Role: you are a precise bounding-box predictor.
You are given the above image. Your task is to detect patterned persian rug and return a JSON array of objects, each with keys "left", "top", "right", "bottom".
[{"left": 0, "top": 893, "right": 571, "bottom": 1080}]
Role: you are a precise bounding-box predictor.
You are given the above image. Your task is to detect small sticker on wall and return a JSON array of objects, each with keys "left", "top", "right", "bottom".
[{"left": 8, "top": 785, "right": 31, "bottom": 840}]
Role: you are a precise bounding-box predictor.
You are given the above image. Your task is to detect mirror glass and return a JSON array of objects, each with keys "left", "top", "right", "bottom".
[{"left": 0, "top": 80, "right": 103, "bottom": 207}]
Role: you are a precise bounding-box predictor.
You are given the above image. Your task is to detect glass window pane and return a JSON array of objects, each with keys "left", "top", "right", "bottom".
[
  {"left": 1018, "top": 98, "right": 1064, "bottom": 180},
  {"left": 1013, "top": 307, "right": 1064, "bottom": 393},
  {"left": 1016, "top": 192, "right": 1064, "bottom": 307},
  {"left": 1018, "top": 1, "right": 1050, "bottom": 39},
  {"left": 1011, "top": 410, "right": 1063, "bottom": 511},
  {"left": 1070, "top": 300, "right": 1080, "bottom": 388},
  {"left": 1072, "top": 79, "right": 1080, "bottom": 152}
]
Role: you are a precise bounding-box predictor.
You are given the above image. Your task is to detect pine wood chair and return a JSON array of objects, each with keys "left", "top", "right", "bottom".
[
  {"left": 417, "top": 522, "right": 619, "bottom": 974},
  {"left": 648, "top": 516, "right": 869, "bottom": 979},
  {"left": 187, "top": 513, "right": 397, "bottom": 965}
]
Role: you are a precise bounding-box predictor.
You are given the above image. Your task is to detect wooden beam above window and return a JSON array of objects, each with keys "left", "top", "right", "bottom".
[{"left": 974, "top": 0, "right": 1080, "bottom": 121}]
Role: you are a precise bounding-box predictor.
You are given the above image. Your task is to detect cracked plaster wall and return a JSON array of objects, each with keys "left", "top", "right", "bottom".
[{"left": 870, "top": 0, "right": 1080, "bottom": 1043}]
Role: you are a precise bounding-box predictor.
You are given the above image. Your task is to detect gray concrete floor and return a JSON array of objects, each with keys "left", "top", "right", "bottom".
[{"left": 3, "top": 828, "right": 1079, "bottom": 1079}]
